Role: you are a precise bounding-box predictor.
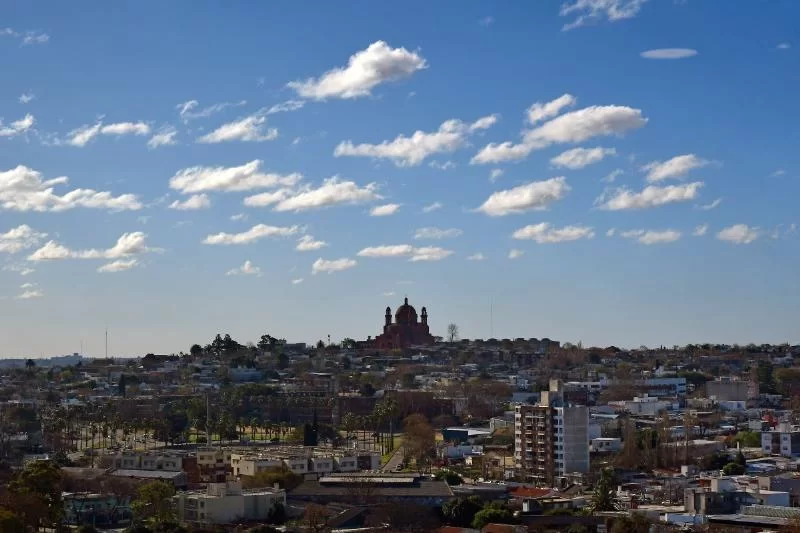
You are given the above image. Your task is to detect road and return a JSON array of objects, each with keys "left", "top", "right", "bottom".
[{"left": 381, "top": 445, "right": 405, "bottom": 472}]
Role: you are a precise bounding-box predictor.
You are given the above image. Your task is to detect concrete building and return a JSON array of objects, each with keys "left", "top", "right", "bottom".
[
  {"left": 707, "top": 377, "right": 758, "bottom": 402},
  {"left": 514, "top": 380, "right": 589, "bottom": 486},
  {"left": 762, "top": 423, "right": 800, "bottom": 457},
  {"left": 174, "top": 480, "right": 286, "bottom": 525},
  {"left": 110, "top": 451, "right": 183, "bottom": 472},
  {"left": 230, "top": 447, "right": 378, "bottom": 477}
]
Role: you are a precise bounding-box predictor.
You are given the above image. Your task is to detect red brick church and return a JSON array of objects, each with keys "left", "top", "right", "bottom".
[{"left": 374, "top": 297, "right": 435, "bottom": 349}]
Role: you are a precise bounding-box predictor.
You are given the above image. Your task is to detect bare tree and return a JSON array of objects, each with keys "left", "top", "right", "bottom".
[{"left": 447, "top": 323, "right": 459, "bottom": 343}]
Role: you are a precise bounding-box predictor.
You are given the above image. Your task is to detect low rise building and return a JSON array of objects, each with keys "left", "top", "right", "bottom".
[
  {"left": 174, "top": 480, "right": 286, "bottom": 525},
  {"left": 762, "top": 423, "right": 800, "bottom": 457}
]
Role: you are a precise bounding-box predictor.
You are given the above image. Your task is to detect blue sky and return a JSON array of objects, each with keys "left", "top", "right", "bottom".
[{"left": 1, "top": 0, "right": 798, "bottom": 357}]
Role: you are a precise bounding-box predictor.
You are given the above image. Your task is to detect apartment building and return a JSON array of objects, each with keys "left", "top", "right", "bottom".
[
  {"left": 762, "top": 423, "right": 800, "bottom": 457},
  {"left": 230, "top": 448, "right": 373, "bottom": 477},
  {"left": 515, "top": 380, "right": 589, "bottom": 486},
  {"left": 174, "top": 480, "right": 285, "bottom": 525}
]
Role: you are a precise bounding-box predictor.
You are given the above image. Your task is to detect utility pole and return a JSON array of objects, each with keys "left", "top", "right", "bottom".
[{"left": 105, "top": 328, "right": 108, "bottom": 359}]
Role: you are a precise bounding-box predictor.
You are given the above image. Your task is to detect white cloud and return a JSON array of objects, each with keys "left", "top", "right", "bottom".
[
  {"left": 169, "top": 160, "right": 301, "bottom": 193},
  {"left": 777, "top": 43, "right": 791, "bottom": 50},
  {"left": 242, "top": 189, "right": 293, "bottom": 207},
  {"left": 274, "top": 177, "right": 381, "bottom": 212},
  {"left": 472, "top": 102, "right": 646, "bottom": 164},
  {"left": 266, "top": 100, "right": 305, "bottom": 114},
  {"left": 526, "top": 94, "right": 577, "bottom": 125},
  {"left": 370, "top": 203, "right": 401, "bottom": 217},
  {"left": 606, "top": 228, "right": 616, "bottom": 237},
  {"left": 21, "top": 31, "right": 49, "bottom": 45},
  {"left": 65, "top": 121, "right": 151, "bottom": 147},
  {"left": 296, "top": 235, "right": 328, "bottom": 252},
  {"left": 0, "top": 114, "right": 35, "bottom": 137},
  {"left": 291, "top": 278, "right": 304, "bottom": 284},
  {"left": 16, "top": 289, "right": 43, "bottom": 299},
  {"left": 621, "top": 229, "right": 681, "bottom": 244},
  {"left": 717, "top": 224, "right": 760, "bottom": 244},
  {"left": 168, "top": 194, "right": 211, "bottom": 211},
  {"left": 230, "top": 213, "right": 248, "bottom": 221},
  {"left": 414, "top": 227, "right": 463, "bottom": 240},
  {"left": 197, "top": 111, "right": 277, "bottom": 143},
  {"left": 335, "top": 114, "right": 498, "bottom": 166},
  {"left": 312, "top": 257, "right": 357, "bottom": 274},
  {"left": 466, "top": 253, "right": 486, "bottom": 261},
  {"left": 551, "top": 146, "right": 616, "bottom": 169},
  {"left": 383, "top": 290, "right": 396, "bottom": 296},
  {"left": 202, "top": 224, "right": 301, "bottom": 245},
  {"left": 642, "top": 154, "right": 709, "bottom": 182},
  {"left": 0, "top": 225, "right": 47, "bottom": 253},
  {"left": 422, "top": 201, "right": 443, "bottom": 213},
  {"left": 0, "top": 165, "right": 141, "bottom": 212},
  {"left": 147, "top": 126, "right": 178, "bottom": 148},
  {"left": 429, "top": 160, "right": 456, "bottom": 170},
  {"left": 3, "top": 264, "right": 35, "bottom": 276},
  {"left": 602, "top": 168, "right": 624, "bottom": 183},
  {"left": 596, "top": 181, "right": 702, "bottom": 210},
  {"left": 176, "top": 99, "right": 247, "bottom": 122},
  {"left": 508, "top": 249, "right": 524, "bottom": 259},
  {"left": 288, "top": 41, "right": 427, "bottom": 100},
  {"left": 640, "top": 48, "right": 698, "bottom": 59},
  {"left": 476, "top": 176, "right": 570, "bottom": 216},
  {"left": 771, "top": 169, "right": 786, "bottom": 177},
  {"left": 560, "top": 0, "right": 648, "bottom": 30},
  {"left": 29, "top": 232, "right": 156, "bottom": 263},
  {"left": 489, "top": 169, "right": 504, "bottom": 182},
  {"left": 19, "top": 282, "right": 36, "bottom": 290},
  {"left": 226, "top": 260, "right": 261, "bottom": 276},
  {"left": 512, "top": 223, "right": 595, "bottom": 243},
  {"left": 97, "top": 259, "right": 139, "bottom": 273},
  {"left": 693, "top": 224, "right": 708, "bottom": 236},
  {"left": 479, "top": 16, "right": 495, "bottom": 26},
  {"left": 357, "top": 244, "right": 453, "bottom": 261},
  {"left": 18, "top": 92, "right": 35, "bottom": 104},
  {"left": 698, "top": 198, "right": 722, "bottom": 211}
]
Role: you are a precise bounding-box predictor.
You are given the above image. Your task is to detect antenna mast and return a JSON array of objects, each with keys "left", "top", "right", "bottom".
[{"left": 105, "top": 328, "right": 108, "bottom": 359}]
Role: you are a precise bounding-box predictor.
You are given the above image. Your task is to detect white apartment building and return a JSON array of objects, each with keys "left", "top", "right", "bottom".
[
  {"left": 762, "top": 423, "right": 800, "bottom": 457},
  {"left": 111, "top": 451, "right": 183, "bottom": 472},
  {"left": 174, "top": 481, "right": 285, "bottom": 525}
]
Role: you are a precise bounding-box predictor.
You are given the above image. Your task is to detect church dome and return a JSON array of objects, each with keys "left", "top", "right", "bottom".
[{"left": 395, "top": 297, "right": 418, "bottom": 324}]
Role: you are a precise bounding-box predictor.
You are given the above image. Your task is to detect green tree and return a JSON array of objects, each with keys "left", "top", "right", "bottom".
[
  {"left": 6, "top": 460, "right": 64, "bottom": 530},
  {"left": 722, "top": 462, "right": 746, "bottom": 476},
  {"left": 442, "top": 496, "right": 483, "bottom": 527},
  {"left": 434, "top": 470, "right": 463, "bottom": 485},
  {"left": 189, "top": 344, "right": 203, "bottom": 357},
  {"left": 471, "top": 505, "right": 514, "bottom": 529},
  {"left": 0, "top": 508, "right": 25, "bottom": 533},
  {"left": 131, "top": 480, "right": 176, "bottom": 524},
  {"left": 734, "top": 430, "right": 761, "bottom": 448},
  {"left": 591, "top": 467, "right": 619, "bottom": 512},
  {"left": 610, "top": 513, "right": 652, "bottom": 533},
  {"left": 118, "top": 374, "right": 127, "bottom": 396}
]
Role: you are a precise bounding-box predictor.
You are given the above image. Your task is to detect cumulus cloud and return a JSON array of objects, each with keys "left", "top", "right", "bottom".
[
  {"left": 242, "top": 189, "right": 293, "bottom": 208},
  {"left": 176, "top": 99, "right": 247, "bottom": 122},
  {"left": 18, "top": 92, "right": 35, "bottom": 104},
  {"left": 606, "top": 228, "right": 616, "bottom": 237},
  {"left": 512, "top": 223, "right": 595, "bottom": 243},
  {"left": 466, "top": 253, "right": 486, "bottom": 261},
  {"left": 508, "top": 249, "right": 524, "bottom": 259},
  {"left": 642, "top": 154, "right": 709, "bottom": 182},
  {"left": 717, "top": 224, "right": 760, "bottom": 244},
  {"left": 596, "top": 181, "right": 702, "bottom": 210},
  {"left": 0, "top": 165, "right": 141, "bottom": 212},
  {"left": 16, "top": 288, "right": 43, "bottom": 299},
  {"left": 28, "top": 232, "right": 156, "bottom": 263},
  {"left": 230, "top": 213, "right": 248, "bottom": 222},
  {"left": 168, "top": 194, "right": 211, "bottom": 211},
  {"left": 3, "top": 264, "right": 35, "bottom": 276},
  {"left": 489, "top": 169, "right": 504, "bottom": 182},
  {"left": 335, "top": 114, "right": 498, "bottom": 166},
  {"left": 693, "top": 224, "right": 708, "bottom": 237},
  {"left": 65, "top": 121, "right": 151, "bottom": 147},
  {"left": 422, "top": 201, "right": 443, "bottom": 213},
  {"left": 551, "top": 146, "right": 616, "bottom": 169},
  {"left": 370, "top": 203, "right": 401, "bottom": 217},
  {"left": 296, "top": 235, "right": 328, "bottom": 252},
  {"left": 288, "top": 41, "right": 427, "bottom": 100},
  {"left": 97, "top": 259, "right": 139, "bottom": 273},
  {"left": 197, "top": 111, "right": 278, "bottom": 143},
  {"left": 640, "top": 48, "right": 698, "bottom": 59},
  {"left": 266, "top": 100, "right": 305, "bottom": 114},
  {"left": 472, "top": 99, "right": 646, "bottom": 164},
  {"left": 0, "top": 225, "right": 47, "bottom": 253},
  {"left": 414, "top": 227, "right": 463, "bottom": 240},
  {"left": 226, "top": 260, "right": 261, "bottom": 276},
  {"left": 560, "top": 0, "right": 648, "bottom": 30},
  {"left": 357, "top": 244, "right": 453, "bottom": 262},
  {"left": 429, "top": 160, "right": 456, "bottom": 170},
  {"left": 621, "top": 229, "right": 681, "bottom": 244},
  {"left": 697, "top": 198, "right": 722, "bottom": 211},
  {"left": 312, "top": 257, "right": 357, "bottom": 274},
  {"left": 147, "top": 126, "right": 178, "bottom": 148},
  {"left": 169, "top": 160, "right": 301, "bottom": 194},
  {"left": 202, "top": 224, "right": 300, "bottom": 245},
  {"left": 476, "top": 177, "right": 570, "bottom": 216},
  {"left": 602, "top": 169, "right": 624, "bottom": 183},
  {"left": 273, "top": 177, "right": 381, "bottom": 212},
  {"left": 527, "top": 94, "right": 576, "bottom": 124},
  {"left": 0, "top": 114, "right": 35, "bottom": 137},
  {"left": 1, "top": 28, "right": 49, "bottom": 46},
  {"left": 292, "top": 278, "right": 304, "bottom": 284}
]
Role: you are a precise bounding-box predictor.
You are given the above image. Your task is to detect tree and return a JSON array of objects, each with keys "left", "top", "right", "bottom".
[
  {"left": 442, "top": 497, "right": 483, "bottom": 527},
  {"left": 722, "top": 462, "right": 746, "bottom": 476},
  {"left": 341, "top": 338, "right": 357, "bottom": 350},
  {"left": 447, "top": 323, "right": 459, "bottom": 342},
  {"left": 434, "top": 470, "right": 463, "bottom": 485},
  {"left": 591, "top": 468, "right": 619, "bottom": 512},
  {"left": 0, "top": 508, "right": 24, "bottom": 533},
  {"left": 189, "top": 344, "right": 203, "bottom": 357},
  {"left": 610, "top": 513, "right": 652, "bottom": 533},
  {"left": 303, "top": 503, "right": 331, "bottom": 533},
  {"left": 131, "top": 480, "right": 176, "bottom": 524},
  {"left": 118, "top": 374, "right": 127, "bottom": 397},
  {"left": 25, "top": 359, "right": 35, "bottom": 369},
  {"left": 6, "top": 460, "right": 64, "bottom": 530},
  {"left": 471, "top": 504, "right": 515, "bottom": 529}
]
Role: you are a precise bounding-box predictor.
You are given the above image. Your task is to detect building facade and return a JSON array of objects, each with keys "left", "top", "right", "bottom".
[
  {"left": 374, "top": 298, "right": 435, "bottom": 349},
  {"left": 515, "top": 380, "right": 589, "bottom": 486},
  {"left": 174, "top": 481, "right": 286, "bottom": 525}
]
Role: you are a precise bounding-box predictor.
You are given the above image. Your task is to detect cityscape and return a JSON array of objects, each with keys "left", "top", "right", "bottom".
[{"left": 1, "top": 1, "right": 799, "bottom": 533}]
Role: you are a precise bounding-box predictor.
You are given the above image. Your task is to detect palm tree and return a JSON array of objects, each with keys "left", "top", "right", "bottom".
[{"left": 591, "top": 468, "right": 620, "bottom": 512}]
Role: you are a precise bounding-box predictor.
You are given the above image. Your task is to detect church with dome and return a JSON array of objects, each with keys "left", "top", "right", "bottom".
[{"left": 374, "top": 297, "right": 435, "bottom": 350}]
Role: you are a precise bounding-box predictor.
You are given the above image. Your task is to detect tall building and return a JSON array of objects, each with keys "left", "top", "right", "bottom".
[
  {"left": 374, "top": 297, "right": 435, "bottom": 349},
  {"left": 514, "top": 380, "right": 589, "bottom": 486}
]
